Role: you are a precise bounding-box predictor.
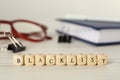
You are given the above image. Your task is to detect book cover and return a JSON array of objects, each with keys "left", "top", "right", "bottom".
[{"left": 57, "top": 19, "right": 120, "bottom": 30}]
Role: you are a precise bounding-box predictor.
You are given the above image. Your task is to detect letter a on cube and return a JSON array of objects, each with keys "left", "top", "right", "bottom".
[{"left": 35, "top": 54, "right": 46, "bottom": 66}]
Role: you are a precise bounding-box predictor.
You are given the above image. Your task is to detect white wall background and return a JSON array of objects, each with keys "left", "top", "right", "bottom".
[{"left": 0, "top": 0, "right": 120, "bottom": 20}]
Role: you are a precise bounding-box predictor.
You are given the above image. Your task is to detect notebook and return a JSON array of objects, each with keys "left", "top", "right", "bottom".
[{"left": 57, "top": 19, "right": 120, "bottom": 46}]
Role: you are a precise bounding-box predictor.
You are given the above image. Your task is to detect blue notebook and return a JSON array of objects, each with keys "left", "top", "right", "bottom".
[{"left": 57, "top": 19, "right": 120, "bottom": 46}]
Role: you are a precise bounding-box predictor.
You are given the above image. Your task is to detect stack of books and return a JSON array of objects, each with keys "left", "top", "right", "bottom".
[{"left": 56, "top": 18, "right": 120, "bottom": 46}]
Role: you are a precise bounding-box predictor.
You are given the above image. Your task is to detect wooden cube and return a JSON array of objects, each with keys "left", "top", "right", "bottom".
[
  {"left": 56, "top": 54, "right": 66, "bottom": 66},
  {"left": 97, "top": 54, "right": 108, "bottom": 66},
  {"left": 87, "top": 54, "right": 97, "bottom": 66},
  {"left": 13, "top": 54, "right": 24, "bottom": 66},
  {"left": 77, "top": 54, "right": 87, "bottom": 66},
  {"left": 25, "top": 54, "right": 35, "bottom": 66},
  {"left": 67, "top": 55, "right": 77, "bottom": 66},
  {"left": 46, "top": 55, "right": 56, "bottom": 66},
  {"left": 35, "top": 54, "right": 46, "bottom": 66}
]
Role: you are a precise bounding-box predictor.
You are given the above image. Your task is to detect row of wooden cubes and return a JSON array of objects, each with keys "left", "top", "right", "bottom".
[{"left": 13, "top": 54, "right": 108, "bottom": 66}]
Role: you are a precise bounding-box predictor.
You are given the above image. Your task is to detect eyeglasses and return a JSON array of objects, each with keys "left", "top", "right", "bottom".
[{"left": 0, "top": 19, "right": 52, "bottom": 42}]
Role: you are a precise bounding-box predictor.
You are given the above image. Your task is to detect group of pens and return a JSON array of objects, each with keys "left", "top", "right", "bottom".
[{"left": 13, "top": 53, "right": 107, "bottom": 66}]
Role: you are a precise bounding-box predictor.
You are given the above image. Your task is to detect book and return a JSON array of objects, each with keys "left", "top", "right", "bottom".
[{"left": 56, "top": 19, "right": 120, "bottom": 46}]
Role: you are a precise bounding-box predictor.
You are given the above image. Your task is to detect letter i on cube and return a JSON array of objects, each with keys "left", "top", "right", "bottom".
[{"left": 77, "top": 54, "right": 87, "bottom": 66}]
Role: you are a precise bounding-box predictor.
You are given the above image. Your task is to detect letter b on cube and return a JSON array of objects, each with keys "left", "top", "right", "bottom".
[{"left": 13, "top": 54, "right": 24, "bottom": 66}]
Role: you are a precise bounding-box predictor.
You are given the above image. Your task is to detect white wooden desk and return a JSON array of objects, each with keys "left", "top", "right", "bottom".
[{"left": 0, "top": 19, "right": 120, "bottom": 80}]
